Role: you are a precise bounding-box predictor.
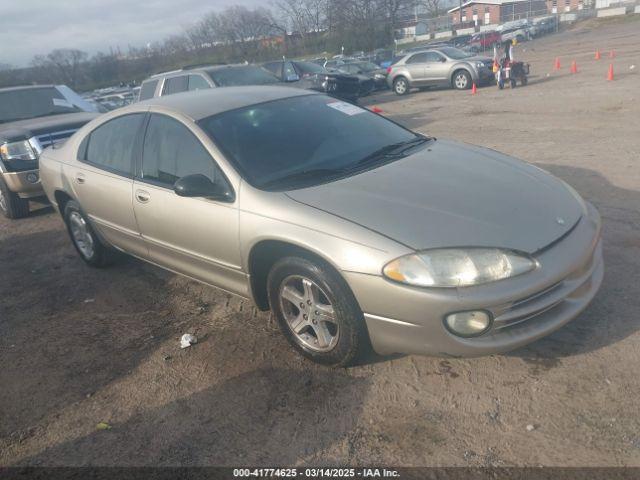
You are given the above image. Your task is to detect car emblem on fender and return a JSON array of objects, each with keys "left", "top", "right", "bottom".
[{"left": 556, "top": 217, "right": 566, "bottom": 225}]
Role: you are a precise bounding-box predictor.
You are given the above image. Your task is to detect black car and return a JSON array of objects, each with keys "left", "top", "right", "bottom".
[
  {"left": 263, "top": 60, "right": 362, "bottom": 102},
  {"left": 0, "top": 85, "right": 100, "bottom": 219},
  {"left": 335, "top": 61, "right": 388, "bottom": 90}
]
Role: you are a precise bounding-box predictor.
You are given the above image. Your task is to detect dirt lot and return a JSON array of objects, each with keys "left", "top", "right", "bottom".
[{"left": 1, "top": 16, "right": 640, "bottom": 467}]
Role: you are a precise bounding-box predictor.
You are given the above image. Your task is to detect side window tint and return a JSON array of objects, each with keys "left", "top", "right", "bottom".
[
  {"left": 77, "top": 135, "right": 89, "bottom": 160},
  {"left": 162, "top": 76, "right": 188, "bottom": 96},
  {"left": 407, "top": 53, "right": 427, "bottom": 64},
  {"left": 283, "top": 62, "right": 297, "bottom": 79},
  {"left": 425, "top": 52, "right": 444, "bottom": 62},
  {"left": 85, "top": 113, "right": 144, "bottom": 175},
  {"left": 139, "top": 80, "right": 158, "bottom": 100},
  {"left": 188, "top": 75, "right": 210, "bottom": 91},
  {"left": 142, "top": 114, "right": 218, "bottom": 186}
]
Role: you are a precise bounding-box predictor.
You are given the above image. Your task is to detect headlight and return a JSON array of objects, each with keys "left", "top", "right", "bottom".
[
  {"left": 0, "top": 140, "right": 38, "bottom": 162},
  {"left": 383, "top": 248, "right": 537, "bottom": 287},
  {"left": 476, "top": 61, "right": 486, "bottom": 69},
  {"left": 374, "top": 73, "right": 385, "bottom": 79}
]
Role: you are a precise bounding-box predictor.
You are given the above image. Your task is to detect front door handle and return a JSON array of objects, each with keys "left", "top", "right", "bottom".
[
  {"left": 135, "top": 189, "right": 150, "bottom": 203},
  {"left": 75, "top": 173, "right": 86, "bottom": 184}
]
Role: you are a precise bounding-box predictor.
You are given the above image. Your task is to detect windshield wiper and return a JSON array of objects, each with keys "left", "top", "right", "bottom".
[
  {"left": 356, "top": 135, "right": 431, "bottom": 166},
  {"left": 262, "top": 167, "right": 349, "bottom": 190}
]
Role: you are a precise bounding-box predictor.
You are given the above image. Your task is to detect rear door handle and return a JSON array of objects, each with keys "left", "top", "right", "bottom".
[
  {"left": 75, "top": 173, "right": 86, "bottom": 184},
  {"left": 135, "top": 189, "right": 150, "bottom": 203}
]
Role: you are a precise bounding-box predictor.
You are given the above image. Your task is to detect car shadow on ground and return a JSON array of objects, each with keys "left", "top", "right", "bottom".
[
  {"left": 509, "top": 163, "right": 640, "bottom": 360},
  {"left": 16, "top": 366, "right": 371, "bottom": 466}
]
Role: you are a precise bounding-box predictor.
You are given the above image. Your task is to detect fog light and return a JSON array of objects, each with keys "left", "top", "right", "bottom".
[
  {"left": 445, "top": 310, "right": 492, "bottom": 337},
  {"left": 26, "top": 172, "right": 39, "bottom": 183}
]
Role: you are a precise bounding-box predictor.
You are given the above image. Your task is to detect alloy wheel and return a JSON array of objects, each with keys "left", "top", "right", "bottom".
[
  {"left": 455, "top": 73, "right": 468, "bottom": 89},
  {"left": 69, "top": 211, "right": 95, "bottom": 259},
  {"left": 394, "top": 79, "right": 407, "bottom": 95},
  {"left": 279, "top": 275, "right": 339, "bottom": 352}
]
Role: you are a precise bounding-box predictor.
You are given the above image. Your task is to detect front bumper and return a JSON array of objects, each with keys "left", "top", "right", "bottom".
[
  {"left": 345, "top": 201, "right": 603, "bottom": 357},
  {"left": 1, "top": 169, "right": 44, "bottom": 198}
]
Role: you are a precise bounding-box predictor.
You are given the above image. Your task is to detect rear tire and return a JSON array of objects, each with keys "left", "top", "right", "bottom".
[
  {"left": 63, "top": 200, "right": 116, "bottom": 268},
  {"left": 0, "top": 178, "right": 30, "bottom": 219},
  {"left": 393, "top": 76, "right": 409, "bottom": 96},
  {"left": 267, "top": 255, "right": 368, "bottom": 367}
]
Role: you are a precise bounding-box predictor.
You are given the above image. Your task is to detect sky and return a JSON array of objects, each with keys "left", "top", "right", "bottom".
[{"left": 0, "top": 0, "right": 261, "bottom": 67}]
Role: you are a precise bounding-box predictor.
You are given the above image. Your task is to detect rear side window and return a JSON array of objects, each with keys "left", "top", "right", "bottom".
[
  {"left": 141, "top": 114, "right": 219, "bottom": 186},
  {"left": 139, "top": 80, "right": 158, "bottom": 101},
  {"left": 84, "top": 113, "right": 144, "bottom": 175},
  {"left": 162, "top": 76, "right": 188, "bottom": 96},
  {"left": 406, "top": 53, "right": 428, "bottom": 64},
  {"left": 188, "top": 75, "right": 210, "bottom": 91},
  {"left": 425, "top": 52, "right": 444, "bottom": 62}
]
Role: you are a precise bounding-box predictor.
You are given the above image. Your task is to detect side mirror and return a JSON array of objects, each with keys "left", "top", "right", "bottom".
[
  {"left": 440, "top": 57, "right": 447, "bottom": 62},
  {"left": 174, "top": 174, "right": 234, "bottom": 202},
  {"left": 285, "top": 74, "right": 300, "bottom": 82}
]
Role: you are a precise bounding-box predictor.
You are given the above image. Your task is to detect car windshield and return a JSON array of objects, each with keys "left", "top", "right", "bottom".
[
  {"left": 0, "top": 86, "right": 87, "bottom": 124},
  {"left": 296, "top": 62, "right": 327, "bottom": 75},
  {"left": 199, "top": 94, "right": 430, "bottom": 191},
  {"left": 439, "top": 47, "right": 473, "bottom": 59},
  {"left": 207, "top": 66, "right": 280, "bottom": 87}
]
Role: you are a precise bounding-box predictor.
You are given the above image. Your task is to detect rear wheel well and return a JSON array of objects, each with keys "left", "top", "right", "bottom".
[
  {"left": 249, "top": 240, "right": 335, "bottom": 311},
  {"left": 54, "top": 190, "right": 73, "bottom": 216}
]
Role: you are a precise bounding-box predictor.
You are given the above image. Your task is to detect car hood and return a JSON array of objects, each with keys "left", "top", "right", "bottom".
[
  {"left": 0, "top": 112, "right": 99, "bottom": 143},
  {"left": 285, "top": 139, "right": 584, "bottom": 254}
]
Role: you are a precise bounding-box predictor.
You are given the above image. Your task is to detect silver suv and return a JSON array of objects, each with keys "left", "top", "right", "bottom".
[{"left": 387, "top": 47, "right": 494, "bottom": 95}]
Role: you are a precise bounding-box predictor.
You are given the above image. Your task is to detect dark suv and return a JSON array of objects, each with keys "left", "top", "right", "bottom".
[{"left": 0, "top": 85, "right": 100, "bottom": 219}]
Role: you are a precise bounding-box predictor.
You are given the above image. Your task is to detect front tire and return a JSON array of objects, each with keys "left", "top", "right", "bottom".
[
  {"left": 393, "top": 76, "right": 409, "bottom": 96},
  {"left": 0, "top": 178, "right": 30, "bottom": 219},
  {"left": 453, "top": 70, "right": 472, "bottom": 90},
  {"left": 267, "top": 256, "right": 368, "bottom": 367},
  {"left": 63, "top": 200, "right": 116, "bottom": 268}
]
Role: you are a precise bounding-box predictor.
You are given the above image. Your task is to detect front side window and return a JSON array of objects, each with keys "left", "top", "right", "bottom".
[
  {"left": 425, "top": 52, "right": 445, "bottom": 63},
  {"left": 263, "top": 62, "right": 282, "bottom": 77},
  {"left": 188, "top": 75, "right": 210, "bottom": 91},
  {"left": 141, "top": 114, "right": 218, "bottom": 187},
  {"left": 85, "top": 113, "right": 144, "bottom": 175},
  {"left": 199, "top": 94, "right": 427, "bottom": 191},
  {"left": 163, "top": 76, "right": 188, "bottom": 96}
]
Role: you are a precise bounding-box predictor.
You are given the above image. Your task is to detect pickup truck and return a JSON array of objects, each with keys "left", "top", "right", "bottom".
[{"left": 0, "top": 85, "right": 100, "bottom": 219}]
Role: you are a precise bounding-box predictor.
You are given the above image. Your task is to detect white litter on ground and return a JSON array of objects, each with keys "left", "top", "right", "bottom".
[{"left": 180, "top": 333, "right": 197, "bottom": 349}]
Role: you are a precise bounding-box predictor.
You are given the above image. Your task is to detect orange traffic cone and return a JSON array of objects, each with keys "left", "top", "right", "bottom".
[
  {"left": 370, "top": 106, "right": 383, "bottom": 113},
  {"left": 609, "top": 50, "right": 615, "bottom": 59},
  {"left": 471, "top": 83, "right": 477, "bottom": 94},
  {"left": 570, "top": 60, "right": 578, "bottom": 74},
  {"left": 595, "top": 50, "right": 601, "bottom": 60},
  {"left": 607, "top": 63, "right": 614, "bottom": 81},
  {"left": 554, "top": 57, "right": 561, "bottom": 70}
]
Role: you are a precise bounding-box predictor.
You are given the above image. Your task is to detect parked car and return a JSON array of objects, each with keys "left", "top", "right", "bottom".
[
  {"left": 138, "top": 64, "right": 280, "bottom": 101},
  {"left": 387, "top": 47, "right": 494, "bottom": 95},
  {"left": 335, "top": 61, "right": 389, "bottom": 90},
  {"left": 40, "top": 86, "right": 603, "bottom": 366},
  {"left": 263, "top": 60, "right": 363, "bottom": 102},
  {"left": 445, "top": 34, "right": 474, "bottom": 48},
  {"left": 469, "top": 31, "right": 502, "bottom": 52},
  {"left": 0, "top": 85, "right": 100, "bottom": 219},
  {"left": 529, "top": 16, "right": 557, "bottom": 37},
  {"left": 501, "top": 26, "right": 530, "bottom": 43}
]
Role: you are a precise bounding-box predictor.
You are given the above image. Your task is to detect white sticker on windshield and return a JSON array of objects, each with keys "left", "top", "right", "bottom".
[
  {"left": 53, "top": 98, "right": 74, "bottom": 108},
  {"left": 327, "top": 101, "right": 365, "bottom": 116}
]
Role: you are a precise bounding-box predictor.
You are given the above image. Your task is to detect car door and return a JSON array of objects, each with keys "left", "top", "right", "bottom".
[
  {"left": 404, "top": 52, "right": 429, "bottom": 85},
  {"left": 132, "top": 112, "right": 246, "bottom": 296},
  {"left": 423, "top": 51, "right": 450, "bottom": 85},
  {"left": 71, "top": 113, "right": 148, "bottom": 258}
]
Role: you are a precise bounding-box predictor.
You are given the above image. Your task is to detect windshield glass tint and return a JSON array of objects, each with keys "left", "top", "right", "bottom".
[
  {"left": 440, "top": 47, "right": 473, "bottom": 59},
  {"left": 0, "top": 87, "right": 85, "bottom": 123},
  {"left": 208, "top": 66, "right": 279, "bottom": 87},
  {"left": 199, "top": 94, "right": 419, "bottom": 191},
  {"left": 296, "top": 62, "right": 327, "bottom": 75}
]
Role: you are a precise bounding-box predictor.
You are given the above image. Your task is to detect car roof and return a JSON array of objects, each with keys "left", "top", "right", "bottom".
[
  {"left": 147, "top": 64, "right": 257, "bottom": 81},
  {"left": 132, "top": 85, "right": 315, "bottom": 121}
]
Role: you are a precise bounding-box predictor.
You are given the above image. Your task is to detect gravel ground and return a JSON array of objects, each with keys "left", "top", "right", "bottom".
[{"left": 1, "top": 16, "right": 639, "bottom": 467}]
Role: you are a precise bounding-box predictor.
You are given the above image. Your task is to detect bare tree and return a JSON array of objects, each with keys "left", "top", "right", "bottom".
[
  {"left": 31, "top": 49, "right": 88, "bottom": 87},
  {"left": 420, "top": 0, "right": 442, "bottom": 18}
]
